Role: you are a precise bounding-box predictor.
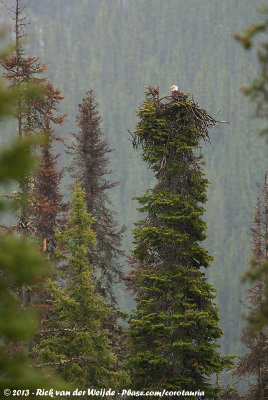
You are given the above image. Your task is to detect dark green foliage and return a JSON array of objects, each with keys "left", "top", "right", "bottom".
[
  {"left": 35, "top": 182, "right": 128, "bottom": 389},
  {"left": 127, "top": 88, "right": 231, "bottom": 399},
  {"left": 0, "top": 233, "right": 54, "bottom": 396}
]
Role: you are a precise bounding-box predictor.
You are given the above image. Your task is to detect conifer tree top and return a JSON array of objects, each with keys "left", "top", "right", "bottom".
[
  {"left": 132, "top": 86, "right": 226, "bottom": 176},
  {"left": 68, "top": 89, "right": 125, "bottom": 305}
]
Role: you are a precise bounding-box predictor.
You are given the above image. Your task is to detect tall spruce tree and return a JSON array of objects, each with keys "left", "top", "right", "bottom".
[
  {"left": 35, "top": 181, "right": 127, "bottom": 390},
  {"left": 126, "top": 87, "right": 231, "bottom": 399},
  {"left": 68, "top": 89, "right": 124, "bottom": 304}
]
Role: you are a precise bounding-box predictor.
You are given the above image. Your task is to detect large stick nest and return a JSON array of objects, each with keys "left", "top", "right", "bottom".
[{"left": 131, "top": 85, "right": 229, "bottom": 149}]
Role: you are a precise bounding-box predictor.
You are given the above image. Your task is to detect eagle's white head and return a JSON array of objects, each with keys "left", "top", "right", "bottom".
[{"left": 170, "top": 85, "right": 178, "bottom": 92}]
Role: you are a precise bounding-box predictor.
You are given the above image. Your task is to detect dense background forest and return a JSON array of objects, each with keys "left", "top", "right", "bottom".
[{"left": 1, "top": 0, "right": 267, "bottom": 366}]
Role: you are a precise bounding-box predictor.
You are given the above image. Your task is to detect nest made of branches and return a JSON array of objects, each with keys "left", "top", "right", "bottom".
[{"left": 131, "top": 85, "right": 229, "bottom": 149}]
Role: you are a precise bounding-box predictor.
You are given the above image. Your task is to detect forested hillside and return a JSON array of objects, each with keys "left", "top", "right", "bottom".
[{"left": 1, "top": 0, "right": 267, "bottom": 360}]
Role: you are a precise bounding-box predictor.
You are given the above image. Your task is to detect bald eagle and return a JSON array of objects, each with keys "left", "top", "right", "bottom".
[{"left": 170, "top": 85, "right": 178, "bottom": 92}]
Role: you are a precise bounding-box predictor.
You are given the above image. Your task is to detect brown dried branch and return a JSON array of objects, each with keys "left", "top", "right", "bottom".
[
  {"left": 39, "top": 327, "right": 90, "bottom": 335},
  {"left": 35, "top": 355, "right": 99, "bottom": 368}
]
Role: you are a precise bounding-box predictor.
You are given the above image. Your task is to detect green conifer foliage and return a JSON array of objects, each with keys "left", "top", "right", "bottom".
[
  {"left": 35, "top": 182, "right": 127, "bottom": 389},
  {"left": 0, "top": 143, "right": 64, "bottom": 397},
  {"left": 126, "top": 88, "right": 231, "bottom": 399}
]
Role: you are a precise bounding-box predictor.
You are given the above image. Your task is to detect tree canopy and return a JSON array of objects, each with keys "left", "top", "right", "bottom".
[{"left": 127, "top": 87, "right": 231, "bottom": 399}]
